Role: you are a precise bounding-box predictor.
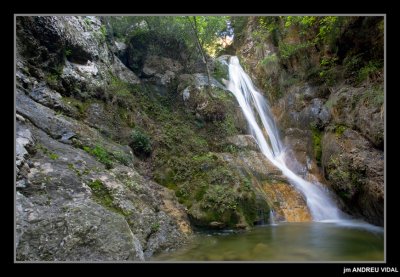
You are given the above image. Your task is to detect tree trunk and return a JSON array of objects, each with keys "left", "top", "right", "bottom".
[{"left": 187, "top": 16, "right": 214, "bottom": 99}]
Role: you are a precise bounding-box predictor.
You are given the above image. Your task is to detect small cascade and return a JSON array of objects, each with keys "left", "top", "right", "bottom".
[
  {"left": 269, "top": 210, "right": 277, "bottom": 225},
  {"left": 227, "top": 56, "right": 343, "bottom": 221}
]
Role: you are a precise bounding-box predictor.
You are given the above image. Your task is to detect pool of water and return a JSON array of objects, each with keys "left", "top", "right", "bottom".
[{"left": 152, "top": 221, "right": 384, "bottom": 261}]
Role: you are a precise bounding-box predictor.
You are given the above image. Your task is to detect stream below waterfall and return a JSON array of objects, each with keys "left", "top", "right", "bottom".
[
  {"left": 152, "top": 57, "right": 384, "bottom": 262},
  {"left": 153, "top": 222, "right": 383, "bottom": 261},
  {"left": 152, "top": 56, "right": 384, "bottom": 262}
]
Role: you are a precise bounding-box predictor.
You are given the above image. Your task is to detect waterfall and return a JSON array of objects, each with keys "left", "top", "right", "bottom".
[
  {"left": 269, "top": 210, "right": 277, "bottom": 225},
  {"left": 227, "top": 56, "right": 343, "bottom": 221}
]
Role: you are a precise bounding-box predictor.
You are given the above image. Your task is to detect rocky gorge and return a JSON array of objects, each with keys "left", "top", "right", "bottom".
[{"left": 15, "top": 15, "right": 384, "bottom": 261}]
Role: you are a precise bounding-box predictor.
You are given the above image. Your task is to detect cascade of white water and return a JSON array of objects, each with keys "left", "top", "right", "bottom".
[
  {"left": 269, "top": 210, "right": 277, "bottom": 225},
  {"left": 227, "top": 56, "right": 342, "bottom": 221}
]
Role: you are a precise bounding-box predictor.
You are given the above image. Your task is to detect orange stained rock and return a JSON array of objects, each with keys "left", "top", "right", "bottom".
[{"left": 262, "top": 181, "right": 312, "bottom": 222}]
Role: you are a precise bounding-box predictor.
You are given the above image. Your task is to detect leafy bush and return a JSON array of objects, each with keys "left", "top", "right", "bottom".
[
  {"left": 130, "top": 128, "right": 152, "bottom": 156},
  {"left": 201, "top": 185, "right": 238, "bottom": 213},
  {"left": 260, "top": 53, "right": 278, "bottom": 66},
  {"left": 278, "top": 41, "right": 313, "bottom": 60},
  {"left": 357, "top": 60, "right": 382, "bottom": 83},
  {"left": 83, "top": 145, "right": 113, "bottom": 169}
]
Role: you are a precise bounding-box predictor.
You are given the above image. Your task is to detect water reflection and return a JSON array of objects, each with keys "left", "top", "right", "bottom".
[{"left": 153, "top": 222, "right": 383, "bottom": 261}]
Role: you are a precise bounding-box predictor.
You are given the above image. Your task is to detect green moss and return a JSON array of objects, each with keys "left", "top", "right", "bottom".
[
  {"left": 67, "top": 163, "right": 90, "bottom": 177},
  {"left": 310, "top": 124, "right": 322, "bottom": 166},
  {"left": 334, "top": 124, "right": 347, "bottom": 136},
  {"left": 88, "top": 179, "right": 130, "bottom": 216},
  {"left": 45, "top": 63, "right": 63, "bottom": 88},
  {"left": 210, "top": 113, "right": 238, "bottom": 138},
  {"left": 64, "top": 48, "right": 72, "bottom": 58},
  {"left": 338, "top": 190, "right": 352, "bottom": 199},
  {"left": 49, "top": 153, "right": 59, "bottom": 160},
  {"left": 45, "top": 74, "right": 59, "bottom": 87},
  {"left": 151, "top": 222, "right": 160, "bottom": 233},
  {"left": 84, "top": 17, "right": 91, "bottom": 26},
  {"left": 201, "top": 185, "right": 237, "bottom": 212},
  {"left": 83, "top": 144, "right": 113, "bottom": 169},
  {"left": 318, "top": 56, "right": 340, "bottom": 86},
  {"left": 117, "top": 106, "right": 135, "bottom": 127},
  {"left": 35, "top": 143, "right": 60, "bottom": 161},
  {"left": 109, "top": 76, "right": 131, "bottom": 97},
  {"left": 61, "top": 97, "right": 92, "bottom": 118},
  {"left": 223, "top": 144, "right": 240, "bottom": 154},
  {"left": 328, "top": 157, "right": 350, "bottom": 183},
  {"left": 111, "top": 150, "right": 131, "bottom": 166}
]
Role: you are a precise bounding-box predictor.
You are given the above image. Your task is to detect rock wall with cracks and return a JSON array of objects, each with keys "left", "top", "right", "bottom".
[{"left": 16, "top": 16, "right": 192, "bottom": 261}]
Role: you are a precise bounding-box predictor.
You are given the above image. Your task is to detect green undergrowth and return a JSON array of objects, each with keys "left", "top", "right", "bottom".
[
  {"left": 82, "top": 144, "right": 131, "bottom": 169},
  {"left": 63, "top": 74, "right": 264, "bottom": 228}
]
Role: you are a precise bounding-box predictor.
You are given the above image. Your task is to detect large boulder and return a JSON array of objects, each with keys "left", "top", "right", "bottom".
[
  {"left": 177, "top": 73, "right": 246, "bottom": 127},
  {"left": 16, "top": 193, "right": 145, "bottom": 261},
  {"left": 16, "top": 120, "right": 192, "bottom": 261},
  {"left": 216, "top": 151, "right": 312, "bottom": 223},
  {"left": 321, "top": 129, "right": 384, "bottom": 226},
  {"left": 141, "top": 55, "right": 183, "bottom": 86},
  {"left": 273, "top": 84, "right": 332, "bottom": 131}
]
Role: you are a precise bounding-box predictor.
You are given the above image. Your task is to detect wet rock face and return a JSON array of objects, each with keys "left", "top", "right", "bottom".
[
  {"left": 282, "top": 128, "right": 313, "bottom": 176},
  {"left": 16, "top": 16, "right": 192, "bottom": 261},
  {"left": 226, "top": 135, "right": 259, "bottom": 152},
  {"left": 322, "top": 130, "right": 384, "bottom": 226},
  {"left": 215, "top": 150, "right": 312, "bottom": 223},
  {"left": 261, "top": 182, "right": 312, "bottom": 222}
]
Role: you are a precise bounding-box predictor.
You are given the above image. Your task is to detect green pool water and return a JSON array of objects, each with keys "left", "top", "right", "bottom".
[{"left": 152, "top": 221, "right": 384, "bottom": 261}]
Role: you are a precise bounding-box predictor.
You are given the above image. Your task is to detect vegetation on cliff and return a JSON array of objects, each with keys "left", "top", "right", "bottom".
[
  {"left": 229, "top": 16, "right": 384, "bottom": 226},
  {"left": 15, "top": 15, "right": 384, "bottom": 261}
]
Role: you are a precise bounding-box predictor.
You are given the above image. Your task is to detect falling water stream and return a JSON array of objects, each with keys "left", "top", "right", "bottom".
[
  {"left": 153, "top": 56, "right": 383, "bottom": 261},
  {"left": 227, "top": 56, "right": 341, "bottom": 221}
]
